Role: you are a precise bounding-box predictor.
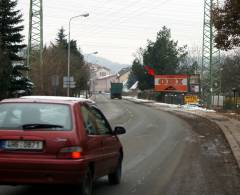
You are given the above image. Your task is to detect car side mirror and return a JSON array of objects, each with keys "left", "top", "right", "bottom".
[{"left": 113, "top": 126, "right": 126, "bottom": 135}]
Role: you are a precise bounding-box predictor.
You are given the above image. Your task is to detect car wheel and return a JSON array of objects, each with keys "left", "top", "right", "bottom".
[
  {"left": 79, "top": 169, "right": 93, "bottom": 195},
  {"left": 108, "top": 160, "right": 122, "bottom": 185}
]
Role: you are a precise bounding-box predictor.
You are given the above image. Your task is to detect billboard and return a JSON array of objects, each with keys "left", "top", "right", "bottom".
[
  {"left": 189, "top": 74, "right": 200, "bottom": 93},
  {"left": 189, "top": 74, "right": 200, "bottom": 84},
  {"left": 155, "top": 75, "right": 188, "bottom": 92}
]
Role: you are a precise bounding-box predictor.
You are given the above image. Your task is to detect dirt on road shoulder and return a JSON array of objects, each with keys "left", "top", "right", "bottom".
[{"left": 161, "top": 111, "right": 240, "bottom": 195}]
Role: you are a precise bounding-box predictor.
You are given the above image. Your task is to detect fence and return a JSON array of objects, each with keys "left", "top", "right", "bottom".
[{"left": 224, "top": 97, "right": 240, "bottom": 110}]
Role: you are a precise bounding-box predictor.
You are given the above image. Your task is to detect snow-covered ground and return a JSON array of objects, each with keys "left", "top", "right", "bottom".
[
  {"left": 123, "top": 96, "right": 216, "bottom": 113},
  {"left": 123, "top": 96, "right": 154, "bottom": 103}
]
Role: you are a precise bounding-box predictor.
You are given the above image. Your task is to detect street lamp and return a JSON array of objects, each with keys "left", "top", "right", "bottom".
[{"left": 67, "top": 13, "right": 89, "bottom": 97}]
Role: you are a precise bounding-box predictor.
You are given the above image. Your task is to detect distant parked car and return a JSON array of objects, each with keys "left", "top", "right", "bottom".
[{"left": 0, "top": 96, "right": 126, "bottom": 195}]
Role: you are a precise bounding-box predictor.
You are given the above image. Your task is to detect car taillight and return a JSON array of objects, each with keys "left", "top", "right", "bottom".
[{"left": 58, "top": 146, "right": 82, "bottom": 159}]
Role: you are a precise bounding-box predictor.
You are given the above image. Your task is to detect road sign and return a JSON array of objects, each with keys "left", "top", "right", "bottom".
[
  {"left": 64, "top": 76, "right": 74, "bottom": 82},
  {"left": 63, "top": 76, "right": 76, "bottom": 88},
  {"left": 184, "top": 96, "right": 198, "bottom": 104}
]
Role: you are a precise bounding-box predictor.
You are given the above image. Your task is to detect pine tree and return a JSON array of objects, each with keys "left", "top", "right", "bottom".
[
  {"left": 10, "top": 64, "right": 33, "bottom": 96},
  {"left": 0, "top": 48, "right": 11, "bottom": 99},
  {"left": 132, "top": 27, "right": 187, "bottom": 90},
  {"left": 127, "top": 70, "right": 137, "bottom": 89},
  {"left": 56, "top": 27, "right": 68, "bottom": 49},
  {"left": 0, "top": 0, "right": 32, "bottom": 99}
]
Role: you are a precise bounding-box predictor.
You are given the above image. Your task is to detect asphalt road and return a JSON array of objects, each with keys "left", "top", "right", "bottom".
[{"left": 1, "top": 94, "right": 240, "bottom": 195}]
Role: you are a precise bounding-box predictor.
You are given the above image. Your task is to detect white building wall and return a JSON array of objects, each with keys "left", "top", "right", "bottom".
[
  {"left": 96, "top": 67, "right": 111, "bottom": 79},
  {"left": 95, "top": 75, "right": 117, "bottom": 92}
]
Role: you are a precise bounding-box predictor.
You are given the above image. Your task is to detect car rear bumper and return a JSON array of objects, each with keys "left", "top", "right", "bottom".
[{"left": 0, "top": 158, "right": 88, "bottom": 185}]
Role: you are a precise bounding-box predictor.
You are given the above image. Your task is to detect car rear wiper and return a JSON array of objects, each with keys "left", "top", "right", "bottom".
[{"left": 22, "top": 124, "right": 63, "bottom": 130}]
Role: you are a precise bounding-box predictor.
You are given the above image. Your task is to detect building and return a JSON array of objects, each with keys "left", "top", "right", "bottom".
[
  {"left": 117, "top": 67, "right": 131, "bottom": 92},
  {"left": 95, "top": 75, "right": 118, "bottom": 93},
  {"left": 88, "top": 63, "right": 112, "bottom": 93},
  {"left": 118, "top": 67, "right": 131, "bottom": 83},
  {"left": 89, "top": 64, "right": 111, "bottom": 79}
]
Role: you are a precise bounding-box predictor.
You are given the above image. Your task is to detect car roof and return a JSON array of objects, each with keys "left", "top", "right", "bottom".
[{"left": 1, "top": 96, "right": 96, "bottom": 105}]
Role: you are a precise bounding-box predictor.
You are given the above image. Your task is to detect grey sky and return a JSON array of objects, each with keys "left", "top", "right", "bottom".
[{"left": 18, "top": 0, "right": 204, "bottom": 64}]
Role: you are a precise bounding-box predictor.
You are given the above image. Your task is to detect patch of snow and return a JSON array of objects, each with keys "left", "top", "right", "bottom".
[
  {"left": 180, "top": 104, "right": 216, "bottom": 113},
  {"left": 27, "top": 81, "right": 34, "bottom": 85},
  {"left": 130, "top": 81, "right": 138, "bottom": 90},
  {"left": 15, "top": 76, "right": 23, "bottom": 81},
  {"left": 124, "top": 96, "right": 216, "bottom": 113},
  {"left": 123, "top": 96, "right": 152, "bottom": 103},
  {"left": 16, "top": 90, "right": 26, "bottom": 94}
]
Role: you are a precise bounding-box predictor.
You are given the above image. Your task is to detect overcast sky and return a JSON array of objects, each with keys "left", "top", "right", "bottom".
[{"left": 18, "top": 0, "right": 204, "bottom": 64}]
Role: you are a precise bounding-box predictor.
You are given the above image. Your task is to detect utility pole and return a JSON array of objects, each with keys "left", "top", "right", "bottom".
[
  {"left": 27, "top": 0, "right": 43, "bottom": 93},
  {"left": 27, "top": 0, "right": 43, "bottom": 67},
  {"left": 202, "top": 0, "right": 220, "bottom": 107}
]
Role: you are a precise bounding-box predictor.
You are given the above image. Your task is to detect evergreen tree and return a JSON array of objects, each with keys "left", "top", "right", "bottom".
[
  {"left": 56, "top": 27, "right": 68, "bottom": 49},
  {"left": 127, "top": 70, "right": 137, "bottom": 89},
  {"left": 143, "top": 27, "right": 187, "bottom": 76},
  {"left": 132, "top": 27, "right": 187, "bottom": 90},
  {"left": 0, "top": 48, "right": 11, "bottom": 99},
  {"left": 131, "top": 59, "right": 151, "bottom": 90},
  {"left": 0, "top": 0, "right": 32, "bottom": 98},
  {"left": 10, "top": 64, "right": 33, "bottom": 96},
  {"left": 55, "top": 27, "right": 83, "bottom": 61}
]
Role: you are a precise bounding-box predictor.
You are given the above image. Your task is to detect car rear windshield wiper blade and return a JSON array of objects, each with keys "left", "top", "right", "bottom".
[{"left": 22, "top": 124, "right": 63, "bottom": 130}]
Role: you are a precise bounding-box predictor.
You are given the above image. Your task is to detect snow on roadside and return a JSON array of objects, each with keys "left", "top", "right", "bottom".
[
  {"left": 179, "top": 104, "right": 216, "bottom": 113},
  {"left": 123, "top": 96, "right": 216, "bottom": 113},
  {"left": 123, "top": 96, "right": 153, "bottom": 103}
]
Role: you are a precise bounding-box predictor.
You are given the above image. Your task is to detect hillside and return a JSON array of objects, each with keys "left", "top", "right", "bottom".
[{"left": 84, "top": 54, "right": 130, "bottom": 73}]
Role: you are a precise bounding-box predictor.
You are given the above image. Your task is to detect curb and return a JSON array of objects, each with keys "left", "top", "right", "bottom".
[
  {"left": 213, "top": 120, "right": 240, "bottom": 168},
  {"left": 123, "top": 97, "right": 240, "bottom": 168}
]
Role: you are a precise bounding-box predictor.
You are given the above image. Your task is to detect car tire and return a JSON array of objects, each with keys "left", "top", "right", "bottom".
[
  {"left": 79, "top": 169, "right": 93, "bottom": 195},
  {"left": 108, "top": 160, "right": 122, "bottom": 185}
]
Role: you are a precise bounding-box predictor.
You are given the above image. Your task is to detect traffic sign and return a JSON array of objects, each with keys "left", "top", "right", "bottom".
[
  {"left": 184, "top": 96, "right": 198, "bottom": 104},
  {"left": 63, "top": 76, "right": 76, "bottom": 88}
]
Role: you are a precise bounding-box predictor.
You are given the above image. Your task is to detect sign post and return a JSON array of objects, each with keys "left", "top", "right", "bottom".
[{"left": 63, "top": 76, "right": 76, "bottom": 94}]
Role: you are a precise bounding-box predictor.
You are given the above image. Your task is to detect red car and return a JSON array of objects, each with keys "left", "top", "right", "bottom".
[{"left": 0, "top": 96, "right": 126, "bottom": 195}]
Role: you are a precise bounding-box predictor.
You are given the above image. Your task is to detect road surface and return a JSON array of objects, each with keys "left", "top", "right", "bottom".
[{"left": 1, "top": 94, "right": 240, "bottom": 195}]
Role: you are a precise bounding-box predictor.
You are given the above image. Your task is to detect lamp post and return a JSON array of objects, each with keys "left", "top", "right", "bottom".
[
  {"left": 67, "top": 13, "right": 89, "bottom": 97},
  {"left": 85, "top": 51, "right": 98, "bottom": 98}
]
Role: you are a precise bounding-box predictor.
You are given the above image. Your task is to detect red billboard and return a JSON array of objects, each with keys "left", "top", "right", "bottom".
[{"left": 155, "top": 75, "right": 188, "bottom": 92}]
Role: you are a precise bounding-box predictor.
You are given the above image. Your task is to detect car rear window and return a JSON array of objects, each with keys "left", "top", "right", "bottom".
[{"left": 0, "top": 103, "right": 72, "bottom": 130}]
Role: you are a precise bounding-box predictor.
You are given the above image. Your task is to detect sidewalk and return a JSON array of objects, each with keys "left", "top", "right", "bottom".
[{"left": 123, "top": 96, "right": 240, "bottom": 168}]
